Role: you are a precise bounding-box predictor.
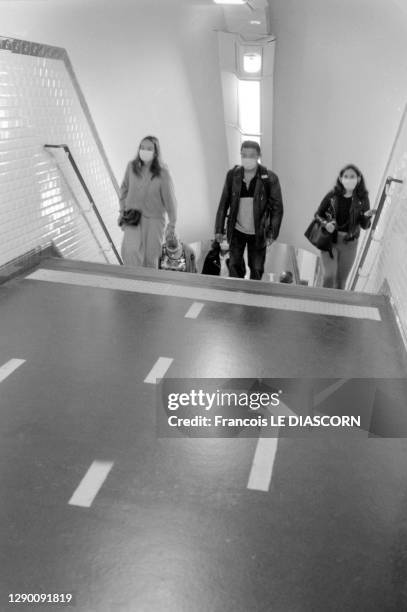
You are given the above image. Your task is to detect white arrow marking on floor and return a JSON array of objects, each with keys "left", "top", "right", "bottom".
[
  {"left": 0, "top": 358, "right": 26, "bottom": 383},
  {"left": 144, "top": 357, "right": 174, "bottom": 384},
  {"left": 68, "top": 460, "right": 114, "bottom": 508},
  {"left": 185, "top": 302, "right": 204, "bottom": 319}
]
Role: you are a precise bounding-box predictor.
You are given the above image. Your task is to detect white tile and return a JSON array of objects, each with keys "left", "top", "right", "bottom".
[{"left": 0, "top": 49, "right": 120, "bottom": 267}]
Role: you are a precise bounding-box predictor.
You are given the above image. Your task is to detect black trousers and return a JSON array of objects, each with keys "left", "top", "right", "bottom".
[{"left": 228, "top": 229, "right": 267, "bottom": 280}]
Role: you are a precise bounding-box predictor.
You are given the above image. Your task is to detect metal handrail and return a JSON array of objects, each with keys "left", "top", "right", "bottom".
[
  {"left": 349, "top": 176, "right": 403, "bottom": 290},
  {"left": 44, "top": 144, "right": 122, "bottom": 264}
]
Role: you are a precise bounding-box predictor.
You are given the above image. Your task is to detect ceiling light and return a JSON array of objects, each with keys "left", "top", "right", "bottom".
[
  {"left": 243, "top": 52, "right": 262, "bottom": 74},
  {"left": 213, "top": 0, "right": 246, "bottom": 5},
  {"left": 250, "top": 20, "right": 262, "bottom": 25}
]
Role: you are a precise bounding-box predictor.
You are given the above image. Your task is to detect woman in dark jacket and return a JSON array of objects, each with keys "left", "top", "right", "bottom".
[{"left": 315, "top": 164, "right": 374, "bottom": 289}]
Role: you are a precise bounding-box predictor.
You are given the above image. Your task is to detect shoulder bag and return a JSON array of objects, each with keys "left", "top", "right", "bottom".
[
  {"left": 120, "top": 209, "right": 141, "bottom": 227},
  {"left": 304, "top": 198, "right": 336, "bottom": 256}
]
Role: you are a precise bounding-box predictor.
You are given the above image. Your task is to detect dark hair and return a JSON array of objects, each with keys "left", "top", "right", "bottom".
[
  {"left": 132, "top": 135, "right": 163, "bottom": 178},
  {"left": 333, "top": 164, "right": 368, "bottom": 199},
  {"left": 241, "top": 140, "right": 261, "bottom": 155}
]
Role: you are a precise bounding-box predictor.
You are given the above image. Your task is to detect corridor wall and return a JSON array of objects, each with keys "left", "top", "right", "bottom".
[
  {"left": 0, "top": 40, "right": 120, "bottom": 266},
  {"left": 267, "top": 0, "right": 407, "bottom": 250},
  {"left": 0, "top": 0, "right": 229, "bottom": 244},
  {"left": 352, "top": 105, "right": 407, "bottom": 343}
]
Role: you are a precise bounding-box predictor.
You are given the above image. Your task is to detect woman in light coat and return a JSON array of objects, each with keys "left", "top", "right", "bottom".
[{"left": 119, "top": 135, "right": 177, "bottom": 268}]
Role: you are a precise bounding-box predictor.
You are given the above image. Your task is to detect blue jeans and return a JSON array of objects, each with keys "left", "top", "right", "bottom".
[{"left": 229, "top": 229, "right": 266, "bottom": 280}]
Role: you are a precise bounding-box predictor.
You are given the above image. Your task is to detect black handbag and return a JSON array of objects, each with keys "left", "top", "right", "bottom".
[
  {"left": 305, "top": 198, "right": 336, "bottom": 256},
  {"left": 304, "top": 219, "right": 333, "bottom": 252},
  {"left": 120, "top": 209, "right": 141, "bottom": 226},
  {"left": 202, "top": 241, "right": 221, "bottom": 275}
]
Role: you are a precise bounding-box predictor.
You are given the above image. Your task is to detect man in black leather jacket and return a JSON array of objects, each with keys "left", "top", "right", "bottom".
[{"left": 214, "top": 141, "right": 284, "bottom": 280}]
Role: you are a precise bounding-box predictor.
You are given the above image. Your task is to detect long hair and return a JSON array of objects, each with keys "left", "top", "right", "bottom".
[
  {"left": 131, "top": 135, "right": 163, "bottom": 178},
  {"left": 333, "top": 164, "right": 368, "bottom": 199}
]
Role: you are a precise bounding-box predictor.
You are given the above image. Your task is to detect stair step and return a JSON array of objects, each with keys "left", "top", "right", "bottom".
[{"left": 35, "top": 256, "right": 386, "bottom": 309}]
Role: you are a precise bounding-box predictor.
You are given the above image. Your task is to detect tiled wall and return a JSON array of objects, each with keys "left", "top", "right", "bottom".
[
  {"left": 353, "top": 110, "right": 407, "bottom": 344},
  {"left": 363, "top": 172, "right": 407, "bottom": 341},
  {"left": 0, "top": 38, "right": 122, "bottom": 267}
]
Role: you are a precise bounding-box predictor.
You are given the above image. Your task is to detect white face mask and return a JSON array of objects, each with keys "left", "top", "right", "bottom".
[
  {"left": 139, "top": 149, "right": 154, "bottom": 163},
  {"left": 241, "top": 158, "right": 257, "bottom": 171},
  {"left": 341, "top": 177, "right": 358, "bottom": 192}
]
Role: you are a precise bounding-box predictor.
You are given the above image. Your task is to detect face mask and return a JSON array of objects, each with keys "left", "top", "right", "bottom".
[
  {"left": 341, "top": 178, "right": 358, "bottom": 192},
  {"left": 241, "top": 158, "right": 257, "bottom": 171},
  {"left": 139, "top": 149, "right": 154, "bottom": 163}
]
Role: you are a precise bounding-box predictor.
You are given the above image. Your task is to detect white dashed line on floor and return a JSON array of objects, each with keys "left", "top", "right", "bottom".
[
  {"left": 247, "top": 437, "right": 279, "bottom": 492},
  {"left": 144, "top": 357, "right": 174, "bottom": 384},
  {"left": 185, "top": 302, "right": 204, "bottom": 319},
  {"left": 0, "top": 358, "right": 26, "bottom": 384},
  {"left": 68, "top": 460, "right": 114, "bottom": 508}
]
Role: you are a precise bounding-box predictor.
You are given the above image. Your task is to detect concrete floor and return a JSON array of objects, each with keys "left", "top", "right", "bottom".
[{"left": 1, "top": 258, "right": 407, "bottom": 611}]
